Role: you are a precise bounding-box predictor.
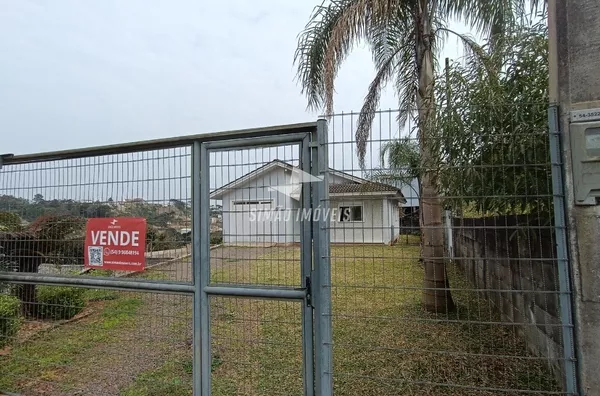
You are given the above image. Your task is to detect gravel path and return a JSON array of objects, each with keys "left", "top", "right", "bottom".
[{"left": 63, "top": 293, "right": 192, "bottom": 396}]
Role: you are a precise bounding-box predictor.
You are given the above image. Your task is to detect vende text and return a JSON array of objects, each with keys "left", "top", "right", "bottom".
[{"left": 91, "top": 230, "right": 140, "bottom": 247}]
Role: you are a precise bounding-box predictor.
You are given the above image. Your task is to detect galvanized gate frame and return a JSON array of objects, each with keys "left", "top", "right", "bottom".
[
  {"left": 193, "top": 119, "right": 333, "bottom": 395},
  {"left": 0, "top": 119, "right": 334, "bottom": 396}
]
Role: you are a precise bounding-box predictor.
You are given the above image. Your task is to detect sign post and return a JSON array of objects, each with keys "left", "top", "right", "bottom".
[{"left": 84, "top": 217, "right": 147, "bottom": 272}]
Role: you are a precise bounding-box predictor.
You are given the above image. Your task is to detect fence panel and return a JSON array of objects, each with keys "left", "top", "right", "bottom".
[
  {"left": 0, "top": 147, "right": 195, "bottom": 395},
  {"left": 1, "top": 122, "right": 323, "bottom": 396},
  {"left": 205, "top": 140, "right": 313, "bottom": 395},
  {"left": 323, "top": 106, "right": 576, "bottom": 395}
]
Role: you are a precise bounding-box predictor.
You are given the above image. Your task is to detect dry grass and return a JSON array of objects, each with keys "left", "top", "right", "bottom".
[{"left": 209, "top": 238, "right": 560, "bottom": 395}]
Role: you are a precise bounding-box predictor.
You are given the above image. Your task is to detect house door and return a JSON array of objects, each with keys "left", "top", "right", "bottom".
[{"left": 191, "top": 122, "right": 332, "bottom": 396}]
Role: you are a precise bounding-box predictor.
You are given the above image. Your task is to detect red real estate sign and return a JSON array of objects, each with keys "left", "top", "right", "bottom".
[{"left": 84, "top": 217, "right": 147, "bottom": 272}]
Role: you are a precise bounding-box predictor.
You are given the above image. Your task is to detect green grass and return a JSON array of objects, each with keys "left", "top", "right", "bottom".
[
  {"left": 0, "top": 240, "right": 560, "bottom": 395},
  {"left": 0, "top": 294, "right": 142, "bottom": 393},
  {"left": 120, "top": 358, "right": 194, "bottom": 396},
  {"left": 204, "top": 239, "right": 560, "bottom": 395}
]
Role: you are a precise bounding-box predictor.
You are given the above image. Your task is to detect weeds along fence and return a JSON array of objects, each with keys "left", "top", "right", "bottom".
[{"left": 0, "top": 108, "right": 579, "bottom": 396}]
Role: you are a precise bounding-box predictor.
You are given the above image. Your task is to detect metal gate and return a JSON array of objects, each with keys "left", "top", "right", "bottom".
[
  {"left": 0, "top": 120, "right": 332, "bottom": 396},
  {"left": 196, "top": 123, "right": 332, "bottom": 395}
]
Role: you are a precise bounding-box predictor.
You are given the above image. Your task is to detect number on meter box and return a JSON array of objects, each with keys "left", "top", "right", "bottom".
[{"left": 84, "top": 217, "right": 147, "bottom": 272}]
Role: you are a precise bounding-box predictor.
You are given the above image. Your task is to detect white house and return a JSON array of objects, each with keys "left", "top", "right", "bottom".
[{"left": 209, "top": 160, "right": 406, "bottom": 245}]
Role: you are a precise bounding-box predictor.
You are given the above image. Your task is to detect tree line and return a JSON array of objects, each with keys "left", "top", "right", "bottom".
[{"left": 0, "top": 194, "right": 192, "bottom": 228}]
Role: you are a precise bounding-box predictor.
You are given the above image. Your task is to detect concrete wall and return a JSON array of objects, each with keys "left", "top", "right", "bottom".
[
  {"left": 550, "top": 0, "right": 600, "bottom": 393},
  {"left": 451, "top": 215, "right": 564, "bottom": 381}
]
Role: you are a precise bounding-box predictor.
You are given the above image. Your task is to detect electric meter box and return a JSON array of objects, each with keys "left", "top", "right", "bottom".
[{"left": 570, "top": 108, "right": 600, "bottom": 205}]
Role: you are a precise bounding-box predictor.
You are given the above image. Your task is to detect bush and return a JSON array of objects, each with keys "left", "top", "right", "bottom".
[
  {"left": 37, "top": 286, "right": 86, "bottom": 320},
  {"left": 0, "top": 211, "right": 22, "bottom": 231},
  {"left": 0, "top": 294, "right": 21, "bottom": 347},
  {"left": 210, "top": 231, "right": 223, "bottom": 245},
  {"left": 147, "top": 226, "right": 188, "bottom": 252}
]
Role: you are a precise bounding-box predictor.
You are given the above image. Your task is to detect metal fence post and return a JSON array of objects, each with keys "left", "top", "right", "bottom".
[
  {"left": 548, "top": 105, "right": 579, "bottom": 394},
  {"left": 192, "top": 141, "right": 211, "bottom": 395},
  {"left": 312, "top": 118, "right": 333, "bottom": 396},
  {"left": 191, "top": 141, "right": 202, "bottom": 396},
  {"left": 301, "top": 134, "right": 315, "bottom": 396}
]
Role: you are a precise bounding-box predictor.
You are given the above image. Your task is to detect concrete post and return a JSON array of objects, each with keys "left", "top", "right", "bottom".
[{"left": 548, "top": 0, "right": 600, "bottom": 394}]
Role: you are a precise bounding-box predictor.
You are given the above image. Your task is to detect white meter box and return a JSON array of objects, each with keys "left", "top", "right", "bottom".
[{"left": 570, "top": 108, "right": 600, "bottom": 205}]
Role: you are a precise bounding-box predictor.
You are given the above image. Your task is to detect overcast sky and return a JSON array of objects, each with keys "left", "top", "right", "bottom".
[{"left": 0, "top": 1, "right": 473, "bottom": 156}]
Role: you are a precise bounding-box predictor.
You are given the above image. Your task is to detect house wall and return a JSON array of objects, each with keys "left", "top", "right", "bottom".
[
  {"left": 385, "top": 199, "right": 401, "bottom": 243},
  {"left": 219, "top": 166, "right": 403, "bottom": 245},
  {"left": 385, "top": 178, "right": 420, "bottom": 208},
  {"left": 329, "top": 198, "right": 389, "bottom": 244},
  {"left": 400, "top": 178, "right": 419, "bottom": 208},
  {"left": 221, "top": 167, "right": 300, "bottom": 244}
]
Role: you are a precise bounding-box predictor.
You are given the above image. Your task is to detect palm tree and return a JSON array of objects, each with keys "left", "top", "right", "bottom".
[{"left": 294, "top": 0, "right": 538, "bottom": 313}]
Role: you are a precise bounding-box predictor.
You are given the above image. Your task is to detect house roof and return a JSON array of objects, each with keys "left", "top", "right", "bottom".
[
  {"left": 209, "top": 159, "right": 405, "bottom": 203},
  {"left": 329, "top": 182, "right": 401, "bottom": 194}
]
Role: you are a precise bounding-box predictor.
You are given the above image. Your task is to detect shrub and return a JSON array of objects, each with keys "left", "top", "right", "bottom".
[
  {"left": 37, "top": 286, "right": 86, "bottom": 320},
  {"left": 210, "top": 231, "right": 223, "bottom": 245},
  {"left": 147, "top": 226, "right": 187, "bottom": 252},
  {"left": 0, "top": 211, "right": 22, "bottom": 231},
  {"left": 0, "top": 294, "right": 21, "bottom": 347}
]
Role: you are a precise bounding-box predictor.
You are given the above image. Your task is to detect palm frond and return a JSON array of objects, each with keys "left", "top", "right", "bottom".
[
  {"left": 394, "top": 44, "right": 418, "bottom": 131},
  {"left": 436, "top": 0, "right": 541, "bottom": 42},
  {"left": 435, "top": 27, "right": 497, "bottom": 75},
  {"left": 355, "top": 37, "right": 414, "bottom": 167},
  {"left": 294, "top": 1, "right": 355, "bottom": 112},
  {"left": 379, "top": 137, "right": 421, "bottom": 183},
  {"left": 294, "top": 0, "right": 408, "bottom": 115}
]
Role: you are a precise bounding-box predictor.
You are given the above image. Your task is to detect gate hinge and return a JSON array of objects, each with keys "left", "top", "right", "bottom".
[{"left": 305, "top": 276, "right": 313, "bottom": 307}]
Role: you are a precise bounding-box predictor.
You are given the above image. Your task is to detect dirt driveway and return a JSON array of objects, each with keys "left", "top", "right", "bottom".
[
  {"left": 148, "top": 245, "right": 272, "bottom": 283},
  {"left": 1, "top": 245, "right": 277, "bottom": 396}
]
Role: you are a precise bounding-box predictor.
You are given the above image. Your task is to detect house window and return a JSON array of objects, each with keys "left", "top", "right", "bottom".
[
  {"left": 338, "top": 205, "right": 363, "bottom": 222},
  {"left": 231, "top": 200, "right": 272, "bottom": 212},
  {"left": 232, "top": 200, "right": 272, "bottom": 206}
]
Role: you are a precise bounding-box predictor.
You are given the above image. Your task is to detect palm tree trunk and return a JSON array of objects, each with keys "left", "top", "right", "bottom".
[{"left": 415, "top": 0, "right": 455, "bottom": 313}]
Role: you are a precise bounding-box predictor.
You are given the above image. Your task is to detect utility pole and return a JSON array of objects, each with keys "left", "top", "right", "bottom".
[{"left": 548, "top": 0, "right": 600, "bottom": 394}]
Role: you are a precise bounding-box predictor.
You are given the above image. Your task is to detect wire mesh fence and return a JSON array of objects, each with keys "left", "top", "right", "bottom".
[
  {"left": 206, "top": 141, "right": 312, "bottom": 395},
  {"left": 210, "top": 297, "right": 304, "bottom": 395},
  {"left": 0, "top": 147, "right": 195, "bottom": 395},
  {"left": 0, "top": 288, "right": 194, "bottom": 395},
  {"left": 0, "top": 108, "right": 578, "bottom": 395},
  {"left": 208, "top": 144, "right": 302, "bottom": 287},
  {"left": 0, "top": 148, "right": 193, "bottom": 283},
  {"left": 322, "top": 106, "right": 575, "bottom": 395}
]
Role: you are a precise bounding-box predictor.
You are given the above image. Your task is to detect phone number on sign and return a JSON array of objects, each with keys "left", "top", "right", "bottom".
[{"left": 103, "top": 248, "right": 141, "bottom": 256}]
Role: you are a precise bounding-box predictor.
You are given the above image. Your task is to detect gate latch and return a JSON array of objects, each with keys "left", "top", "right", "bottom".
[{"left": 305, "top": 276, "right": 313, "bottom": 307}]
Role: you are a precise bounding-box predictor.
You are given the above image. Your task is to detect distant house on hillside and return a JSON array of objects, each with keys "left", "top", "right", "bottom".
[{"left": 210, "top": 160, "right": 406, "bottom": 245}]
